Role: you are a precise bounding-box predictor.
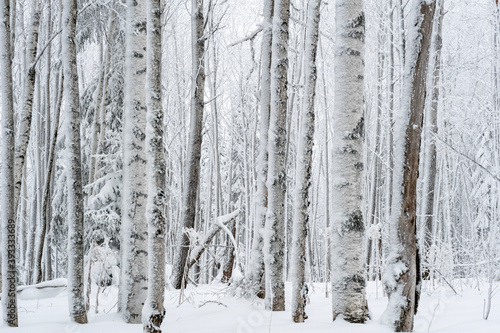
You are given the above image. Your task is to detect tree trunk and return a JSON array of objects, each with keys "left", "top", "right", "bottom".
[
  {"left": 247, "top": 0, "right": 273, "bottom": 299},
  {"left": 120, "top": 0, "right": 148, "bottom": 323},
  {"left": 1, "top": 0, "right": 18, "bottom": 326},
  {"left": 143, "top": 0, "right": 166, "bottom": 331},
  {"left": 62, "top": 0, "right": 88, "bottom": 324},
  {"left": 171, "top": 0, "right": 206, "bottom": 290},
  {"left": 382, "top": 1, "right": 436, "bottom": 331},
  {"left": 35, "top": 69, "right": 63, "bottom": 284},
  {"left": 291, "top": 0, "right": 321, "bottom": 323},
  {"left": 13, "top": 0, "right": 40, "bottom": 217},
  {"left": 421, "top": 0, "right": 443, "bottom": 259},
  {"left": 263, "top": 0, "right": 290, "bottom": 312},
  {"left": 331, "top": 0, "right": 369, "bottom": 324}
]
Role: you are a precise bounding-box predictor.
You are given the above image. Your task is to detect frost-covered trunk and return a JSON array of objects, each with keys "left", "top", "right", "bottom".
[
  {"left": 0, "top": 0, "right": 18, "bottom": 326},
  {"left": 142, "top": 0, "right": 166, "bottom": 331},
  {"left": 290, "top": 0, "right": 321, "bottom": 323},
  {"left": 331, "top": 0, "right": 369, "bottom": 323},
  {"left": 33, "top": 6, "right": 53, "bottom": 284},
  {"left": 381, "top": 1, "right": 436, "bottom": 332},
  {"left": 62, "top": 0, "right": 88, "bottom": 324},
  {"left": 421, "top": 0, "right": 443, "bottom": 254},
  {"left": 263, "top": 0, "right": 290, "bottom": 312},
  {"left": 171, "top": 0, "right": 206, "bottom": 290},
  {"left": 88, "top": 42, "right": 105, "bottom": 190},
  {"left": 120, "top": 0, "right": 148, "bottom": 323},
  {"left": 13, "top": 1, "right": 40, "bottom": 215},
  {"left": 247, "top": 0, "right": 273, "bottom": 298},
  {"left": 36, "top": 70, "right": 63, "bottom": 284}
]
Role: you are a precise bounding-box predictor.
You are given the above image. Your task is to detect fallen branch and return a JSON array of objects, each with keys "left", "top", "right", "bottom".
[
  {"left": 187, "top": 209, "right": 241, "bottom": 269},
  {"left": 198, "top": 300, "right": 228, "bottom": 308}
]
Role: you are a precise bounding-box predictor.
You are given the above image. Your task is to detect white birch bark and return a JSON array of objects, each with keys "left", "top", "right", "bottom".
[
  {"left": 32, "top": 4, "right": 50, "bottom": 284},
  {"left": 171, "top": 0, "right": 206, "bottom": 290},
  {"left": 331, "top": 0, "right": 369, "bottom": 323},
  {"left": 381, "top": 1, "right": 436, "bottom": 331},
  {"left": 1, "top": 0, "right": 18, "bottom": 326},
  {"left": 247, "top": 0, "right": 273, "bottom": 298},
  {"left": 290, "top": 0, "right": 321, "bottom": 323},
  {"left": 13, "top": 0, "right": 40, "bottom": 216},
  {"left": 142, "top": 0, "right": 166, "bottom": 331},
  {"left": 120, "top": 0, "right": 148, "bottom": 323},
  {"left": 263, "top": 0, "right": 290, "bottom": 312},
  {"left": 62, "top": 0, "right": 88, "bottom": 324}
]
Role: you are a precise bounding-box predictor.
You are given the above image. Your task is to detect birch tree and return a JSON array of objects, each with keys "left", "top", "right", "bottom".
[
  {"left": 247, "top": 0, "right": 273, "bottom": 298},
  {"left": 1, "top": 0, "right": 18, "bottom": 326},
  {"left": 171, "top": 0, "right": 206, "bottom": 290},
  {"left": 120, "top": 0, "right": 148, "bottom": 323},
  {"left": 62, "top": 0, "right": 88, "bottom": 324},
  {"left": 263, "top": 0, "right": 290, "bottom": 312},
  {"left": 331, "top": 0, "right": 369, "bottom": 323},
  {"left": 420, "top": 0, "right": 443, "bottom": 258},
  {"left": 382, "top": 1, "right": 436, "bottom": 331},
  {"left": 290, "top": 0, "right": 321, "bottom": 323},
  {"left": 13, "top": 1, "right": 40, "bottom": 219},
  {"left": 142, "top": 0, "right": 166, "bottom": 331}
]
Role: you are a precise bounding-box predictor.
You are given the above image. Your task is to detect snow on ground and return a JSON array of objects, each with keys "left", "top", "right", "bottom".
[{"left": 1, "top": 280, "right": 498, "bottom": 332}]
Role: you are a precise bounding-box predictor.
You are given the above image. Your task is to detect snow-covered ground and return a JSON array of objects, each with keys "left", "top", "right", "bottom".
[{"left": 2, "top": 280, "right": 498, "bottom": 332}]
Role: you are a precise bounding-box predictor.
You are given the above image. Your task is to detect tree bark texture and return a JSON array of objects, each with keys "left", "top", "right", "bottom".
[
  {"left": 382, "top": 1, "right": 436, "bottom": 331},
  {"left": 142, "top": 0, "right": 166, "bottom": 331},
  {"left": 331, "top": 0, "right": 369, "bottom": 324},
  {"left": 13, "top": 1, "right": 40, "bottom": 217},
  {"left": 171, "top": 0, "right": 206, "bottom": 290},
  {"left": 291, "top": 0, "right": 321, "bottom": 323},
  {"left": 247, "top": 0, "right": 273, "bottom": 299},
  {"left": 1, "top": 0, "right": 18, "bottom": 326},
  {"left": 62, "top": 0, "right": 88, "bottom": 324},
  {"left": 120, "top": 0, "right": 148, "bottom": 323},
  {"left": 263, "top": 0, "right": 290, "bottom": 312}
]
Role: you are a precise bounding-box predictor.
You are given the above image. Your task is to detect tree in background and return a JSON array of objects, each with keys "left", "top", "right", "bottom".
[{"left": 171, "top": 0, "right": 206, "bottom": 290}]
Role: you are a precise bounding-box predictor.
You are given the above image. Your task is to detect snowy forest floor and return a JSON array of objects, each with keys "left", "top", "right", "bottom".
[{"left": 1, "top": 279, "right": 499, "bottom": 332}]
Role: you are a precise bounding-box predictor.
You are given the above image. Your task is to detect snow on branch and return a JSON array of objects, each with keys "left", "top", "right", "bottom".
[
  {"left": 228, "top": 26, "right": 263, "bottom": 47},
  {"left": 187, "top": 209, "right": 241, "bottom": 269}
]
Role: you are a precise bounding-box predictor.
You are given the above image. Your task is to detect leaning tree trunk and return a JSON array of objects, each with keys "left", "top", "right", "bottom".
[
  {"left": 142, "top": 0, "right": 166, "bottom": 331},
  {"left": 246, "top": 0, "right": 273, "bottom": 299},
  {"left": 263, "top": 0, "right": 290, "bottom": 312},
  {"left": 171, "top": 0, "right": 206, "bottom": 290},
  {"left": 13, "top": 0, "right": 40, "bottom": 217},
  {"left": 120, "top": 0, "right": 149, "bottom": 323},
  {"left": 62, "top": 0, "right": 88, "bottom": 324},
  {"left": 381, "top": 1, "right": 436, "bottom": 332},
  {"left": 331, "top": 0, "right": 369, "bottom": 324},
  {"left": 1, "top": 0, "right": 18, "bottom": 326},
  {"left": 290, "top": 0, "right": 321, "bottom": 323}
]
